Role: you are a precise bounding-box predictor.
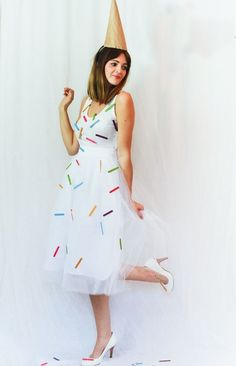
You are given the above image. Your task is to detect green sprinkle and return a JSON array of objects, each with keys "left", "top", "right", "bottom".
[
  {"left": 67, "top": 174, "right": 72, "bottom": 185},
  {"left": 92, "top": 113, "right": 97, "bottom": 120},
  {"left": 119, "top": 238, "right": 122, "bottom": 250},
  {"left": 105, "top": 103, "right": 115, "bottom": 112},
  {"left": 66, "top": 162, "right": 72, "bottom": 170},
  {"left": 108, "top": 166, "right": 119, "bottom": 173}
]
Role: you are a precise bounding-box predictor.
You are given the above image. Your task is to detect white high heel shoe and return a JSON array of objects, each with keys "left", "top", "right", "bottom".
[
  {"left": 144, "top": 257, "right": 174, "bottom": 293},
  {"left": 81, "top": 332, "right": 116, "bottom": 366}
]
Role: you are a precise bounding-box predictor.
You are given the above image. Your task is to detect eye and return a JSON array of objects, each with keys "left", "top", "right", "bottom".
[
  {"left": 111, "top": 62, "right": 117, "bottom": 66},
  {"left": 122, "top": 66, "right": 128, "bottom": 71}
]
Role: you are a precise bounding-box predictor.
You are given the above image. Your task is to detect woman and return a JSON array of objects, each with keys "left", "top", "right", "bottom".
[{"left": 47, "top": 45, "right": 173, "bottom": 365}]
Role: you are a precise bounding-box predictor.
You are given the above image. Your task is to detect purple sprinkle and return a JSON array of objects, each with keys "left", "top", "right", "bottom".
[
  {"left": 112, "top": 119, "right": 118, "bottom": 131},
  {"left": 95, "top": 134, "right": 108, "bottom": 140},
  {"left": 103, "top": 210, "right": 113, "bottom": 217}
]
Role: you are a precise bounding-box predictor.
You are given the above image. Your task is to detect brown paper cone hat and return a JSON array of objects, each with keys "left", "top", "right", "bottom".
[{"left": 104, "top": 0, "right": 127, "bottom": 50}]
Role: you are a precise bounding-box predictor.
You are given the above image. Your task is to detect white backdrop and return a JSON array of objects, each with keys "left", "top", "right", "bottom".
[{"left": 0, "top": 0, "right": 236, "bottom": 365}]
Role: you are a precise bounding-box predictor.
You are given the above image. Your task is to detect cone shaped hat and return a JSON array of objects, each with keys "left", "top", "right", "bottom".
[{"left": 104, "top": 0, "right": 127, "bottom": 50}]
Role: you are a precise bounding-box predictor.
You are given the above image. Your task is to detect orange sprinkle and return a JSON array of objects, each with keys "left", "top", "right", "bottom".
[{"left": 75, "top": 257, "right": 83, "bottom": 268}]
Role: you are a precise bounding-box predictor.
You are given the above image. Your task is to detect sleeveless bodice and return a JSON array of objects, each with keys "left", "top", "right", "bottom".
[{"left": 74, "top": 95, "right": 118, "bottom": 151}]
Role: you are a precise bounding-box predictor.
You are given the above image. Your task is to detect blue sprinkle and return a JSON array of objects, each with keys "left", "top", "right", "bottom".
[
  {"left": 74, "top": 122, "right": 80, "bottom": 131},
  {"left": 53, "top": 356, "right": 60, "bottom": 361},
  {"left": 90, "top": 119, "right": 100, "bottom": 128},
  {"left": 80, "top": 146, "right": 85, "bottom": 152},
  {"left": 100, "top": 221, "right": 104, "bottom": 235},
  {"left": 54, "top": 213, "right": 65, "bottom": 216},
  {"left": 73, "top": 182, "right": 84, "bottom": 189}
]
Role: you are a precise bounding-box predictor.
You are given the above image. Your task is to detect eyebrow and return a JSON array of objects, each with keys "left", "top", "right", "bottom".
[{"left": 111, "top": 59, "right": 128, "bottom": 66}]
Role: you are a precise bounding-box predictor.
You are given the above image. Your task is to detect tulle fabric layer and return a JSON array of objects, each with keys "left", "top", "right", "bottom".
[{"left": 42, "top": 145, "right": 167, "bottom": 295}]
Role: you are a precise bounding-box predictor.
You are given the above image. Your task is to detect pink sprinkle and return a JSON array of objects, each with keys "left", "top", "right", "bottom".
[
  {"left": 53, "top": 246, "right": 60, "bottom": 257},
  {"left": 86, "top": 137, "right": 97, "bottom": 144},
  {"left": 76, "top": 159, "right": 80, "bottom": 166},
  {"left": 83, "top": 116, "right": 87, "bottom": 122},
  {"left": 40, "top": 363, "right": 48, "bottom": 366}
]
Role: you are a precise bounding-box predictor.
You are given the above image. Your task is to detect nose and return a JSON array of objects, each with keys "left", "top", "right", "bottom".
[{"left": 114, "top": 65, "right": 122, "bottom": 74}]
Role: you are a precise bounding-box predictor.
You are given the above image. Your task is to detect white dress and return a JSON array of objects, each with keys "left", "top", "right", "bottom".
[{"left": 43, "top": 93, "right": 166, "bottom": 295}]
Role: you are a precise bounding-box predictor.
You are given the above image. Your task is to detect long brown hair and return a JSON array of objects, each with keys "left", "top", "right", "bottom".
[{"left": 87, "top": 46, "right": 131, "bottom": 104}]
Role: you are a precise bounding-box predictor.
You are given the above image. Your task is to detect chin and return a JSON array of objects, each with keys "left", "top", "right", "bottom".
[{"left": 108, "top": 79, "right": 122, "bottom": 86}]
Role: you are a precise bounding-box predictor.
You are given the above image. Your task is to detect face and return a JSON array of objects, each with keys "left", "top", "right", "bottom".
[{"left": 104, "top": 53, "right": 128, "bottom": 85}]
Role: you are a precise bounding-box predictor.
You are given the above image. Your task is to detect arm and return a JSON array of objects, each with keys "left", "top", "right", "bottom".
[
  {"left": 58, "top": 88, "right": 87, "bottom": 156},
  {"left": 116, "top": 92, "right": 134, "bottom": 193},
  {"left": 116, "top": 92, "right": 144, "bottom": 219}
]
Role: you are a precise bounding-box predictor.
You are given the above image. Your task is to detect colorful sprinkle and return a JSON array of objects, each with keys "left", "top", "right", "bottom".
[
  {"left": 109, "top": 186, "right": 120, "bottom": 193},
  {"left": 54, "top": 213, "right": 65, "bottom": 216},
  {"left": 100, "top": 221, "right": 104, "bottom": 235},
  {"left": 100, "top": 160, "right": 102, "bottom": 172},
  {"left": 53, "top": 246, "right": 60, "bottom": 257},
  {"left": 75, "top": 257, "right": 83, "bottom": 268},
  {"left": 108, "top": 166, "right": 119, "bottom": 173},
  {"left": 86, "top": 137, "right": 97, "bottom": 144},
  {"left": 40, "top": 363, "right": 48, "bottom": 366},
  {"left": 105, "top": 103, "right": 115, "bottom": 112},
  {"left": 92, "top": 113, "right": 97, "bottom": 120},
  {"left": 80, "top": 146, "right": 85, "bottom": 152},
  {"left": 95, "top": 134, "right": 108, "bottom": 140},
  {"left": 82, "top": 358, "right": 94, "bottom": 361},
  {"left": 119, "top": 238, "right": 122, "bottom": 250},
  {"left": 83, "top": 116, "right": 87, "bottom": 122},
  {"left": 53, "top": 357, "right": 60, "bottom": 361},
  {"left": 90, "top": 119, "right": 100, "bottom": 128},
  {"left": 89, "top": 205, "right": 97, "bottom": 216},
  {"left": 66, "top": 245, "right": 68, "bottom": 254},
  {"left": 112, "top": 119, "right": 118, "bottom": 131},
  {"left": 67, "top": 174, "right": 72, "bottom": 185},
  {"left": 70, "top": 208, "right": 74, "bottom": 220},
  {"left": 74, "top": 122, "right": 80, "bottom": 131},
  {"left": 73, "top": 182, "right": 84, "bottom": 189},
  {"left": 76, "top": 159, "right": 80, "bottom": 166},
  {"left": 58, "top": 184, "right": 63, "bottom": 189},
  {"left": 66, "top": 162, "right": 72, "bottom": 170},
  {"left": 79, "top": 127, "right": 83, "bottom": 139},
  {"left": 103, "top": 210, "right": 113, "bottom": 217},
  {"left": 159, "top": 360, "right": 171, "bottom": 363}
]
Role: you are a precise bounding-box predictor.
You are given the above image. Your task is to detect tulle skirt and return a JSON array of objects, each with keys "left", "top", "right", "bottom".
[{"left": 42, "top": 145, "right": 166, "bottom": 295}]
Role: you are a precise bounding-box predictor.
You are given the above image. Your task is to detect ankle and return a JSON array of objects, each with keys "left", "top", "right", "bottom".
[{"left": 96, "top": 331, "right": 112, "bottom": 343}]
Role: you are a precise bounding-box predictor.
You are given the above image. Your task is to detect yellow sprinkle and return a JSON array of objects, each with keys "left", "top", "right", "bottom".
[
  {"left": 75, "top": 257, "right": 83, "bottom": 268},
  {"left": 58, "top": 184, "right": 63, "bottom": 189},
  {"left": 79, "top": 127, "right": 83, "bottom": 139},
  {"left": 88, "top": 205, "right": 97, "bottom": 216}
]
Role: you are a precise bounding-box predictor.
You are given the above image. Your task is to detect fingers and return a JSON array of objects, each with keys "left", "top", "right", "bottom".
[{"left": 63, "top": 87, "right": 74, "bottom": 96}]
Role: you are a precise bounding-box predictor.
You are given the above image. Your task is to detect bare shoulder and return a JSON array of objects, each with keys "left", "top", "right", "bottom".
[{"left": 116, "top": 91, "right": 133, "bottom": 105}]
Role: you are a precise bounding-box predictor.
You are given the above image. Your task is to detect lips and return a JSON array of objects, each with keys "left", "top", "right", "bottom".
[{"left": 112, "top": 75, "right": 121, "bottom": 79}]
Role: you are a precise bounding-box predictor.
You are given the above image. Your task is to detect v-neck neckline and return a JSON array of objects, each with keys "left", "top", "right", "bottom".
[{"left": 85, "top": 96, "right": 116, "bottom": 119}]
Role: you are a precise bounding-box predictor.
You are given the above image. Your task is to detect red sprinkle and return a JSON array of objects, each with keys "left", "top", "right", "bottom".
[{"left": 109, "top": 186, "right": 120, "bottom": 193}]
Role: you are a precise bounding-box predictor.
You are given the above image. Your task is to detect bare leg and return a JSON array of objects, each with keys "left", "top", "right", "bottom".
[
  {"left": 88, "top": 295, "right": 112, "bottom": 358},
  {"left": 125, "top": 258, "right": 169, "bottom": 284}
]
